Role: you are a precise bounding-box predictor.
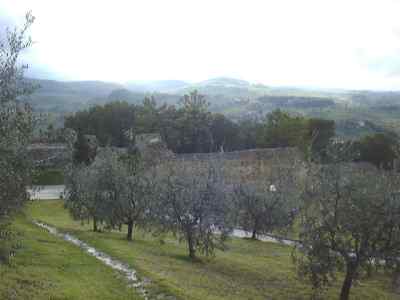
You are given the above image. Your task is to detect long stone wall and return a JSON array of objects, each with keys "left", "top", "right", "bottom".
[
  {"left": 29, "top": 140, "right": 304, "bottom": 185},
  {"left": 168, "top": 147, "right": 304, "bottom": 185},
  {"left": 28, "top": 143, "right": 69, "bottom": 167}
]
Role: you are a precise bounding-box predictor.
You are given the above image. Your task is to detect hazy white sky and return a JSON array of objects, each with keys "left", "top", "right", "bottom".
[{"left": 2, "top": 0, "right": 400, "bottom": 90}]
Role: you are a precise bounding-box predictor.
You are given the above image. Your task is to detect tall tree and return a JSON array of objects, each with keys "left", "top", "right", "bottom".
[
  {"left": 176, "top": 90, "right": 213, "bottom": 153},
  {"left": 356, "top": 133, "right": 398, "bottom": 170},
  {"left": 65, "top": 101, "right": 136, "bottom": 147},
  {"left": 135, "top": 96, "right": 160, "bottom": 134},
  {"left": 257, "top": 109, "right": 308, "bottom": 149},
  {"left": 73, "top": 131, "right": 96, "bottom": 166},
  {"left": 307, "top": 118, "right": 335, "bottom": 161},
  {"left": 0, "top": 12, "right": 35, "bottom": 262},
  {"left": 210, "top": 113, "right": 240, "bottom": 152}
]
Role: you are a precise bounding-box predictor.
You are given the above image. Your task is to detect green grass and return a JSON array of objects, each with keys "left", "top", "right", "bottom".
[
  {"left": 0, "top": 213, "right": 141, "bottom": 300},
  {"left": 26, "top": 200, "right": 400, "bottom": 300},
  {"left": 33, "top": 168, "right": 64, "bottom": 185}
]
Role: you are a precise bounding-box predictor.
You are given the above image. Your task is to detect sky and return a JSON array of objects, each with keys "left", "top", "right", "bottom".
[{"left": 1, "top": 0, "right": 400, "bottom": 90}]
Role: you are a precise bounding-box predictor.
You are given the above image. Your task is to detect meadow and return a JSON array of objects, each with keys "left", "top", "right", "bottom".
[{"left": 3, "top": 200, "right": 395, "bottom": 300}]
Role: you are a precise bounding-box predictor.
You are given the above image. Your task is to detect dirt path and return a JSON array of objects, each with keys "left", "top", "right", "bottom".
[{"left": 28, "top": 185, "right": 65, "bottom": 200}]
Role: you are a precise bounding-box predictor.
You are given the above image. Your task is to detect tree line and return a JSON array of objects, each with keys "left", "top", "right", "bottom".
[
  {"left": 64, "top": 93, "right": 337, "bottom": 155},
  {"left": 66, "top": 97, "right": 400, "bottom": 169}
]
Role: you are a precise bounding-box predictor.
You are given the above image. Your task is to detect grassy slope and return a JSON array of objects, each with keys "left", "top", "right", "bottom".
[
  {"left": 27, "top": 200, "right": 400, "bottom": 300},
  {"left": 0, "top": 213, "right": 140, "bottom": 300}
]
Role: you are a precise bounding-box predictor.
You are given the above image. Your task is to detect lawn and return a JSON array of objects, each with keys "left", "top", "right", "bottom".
[
  {"left": 0, "top": 212, "right": 140, "bottom": 300},
  {"left": 25, "top": 200, "right": 400, "bottom": 300},
  {"left": 32, "top": 167, "right": 64, "bottom": 185}
]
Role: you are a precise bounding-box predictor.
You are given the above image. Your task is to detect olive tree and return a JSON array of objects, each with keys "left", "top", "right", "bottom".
[
  {"left": 65, "top": 148, "right": 155, "bottom": 239},
  {"left": 64, "top": 149, "right": 124, "bottom": 231},
  {"left": 64, "top": 164, "right": 102, "bottom": 231},
  {"left": 153, "top": 159, "right": 233, "bottom": 259},
  {"left": 110, "top": 152, "right": 155, "bottom": 241},
  {"left": 294, "top": 143, "right": 400, "bottom": 300},
  {"left": 0, "top": 12, "right": 35, "bottom": 262},
  {"left": 233, "top": 161, "right": 301, "bottom": 239}
]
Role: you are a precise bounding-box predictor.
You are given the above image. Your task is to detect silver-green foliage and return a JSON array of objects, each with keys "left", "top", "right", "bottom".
[
  {"left": 233, "top": 162, "right": 301, "bottom": 239},
  {"left": 294, "top": 143, "right": 400, "bottom": 300},
  {"left": 152, "top": 160, "right": 233, "bottom": 259},
  {"left": 0, "top": 12, "right": 35, "bottom": 263},
  {"left": 65, "top": 148, "right": 153, "bottom": 238},
  {"left": 65, "top": 149, "right": 123, "bottom": 231}
]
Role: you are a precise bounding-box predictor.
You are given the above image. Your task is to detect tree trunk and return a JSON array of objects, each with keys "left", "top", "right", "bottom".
[
  {"left": 93, "top": 217, "right": 98, "bottom": 232},
  {"left": 392, "top": 265, "right": 400, "bottom": 293},
  {"left": 251, "top": 228, "right": 257, "bottom": 239},
  {"left": 187, "top": 233, "right": 196, "bottom": 259},
  {"left": 340, "top": 264, "right": 355, "bottom": 300},
  {"left": 127, "top": 221, "right": 134, "bottom": 241}
]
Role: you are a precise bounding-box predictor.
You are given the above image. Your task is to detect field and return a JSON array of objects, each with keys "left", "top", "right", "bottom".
[{"left": 2, "top": 200, "right": 394, "bottom": 300}]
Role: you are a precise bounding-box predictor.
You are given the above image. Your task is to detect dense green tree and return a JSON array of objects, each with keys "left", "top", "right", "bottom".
[
  {"left": 73, "top": 131, "right": 96, "bottom": 166},
  {"left": 176, "top": 90, "right": 213, "bottom": 153},
  {"left": 256, "top": 109, "right": 309, "bottom": 149},
  {"left": 235, "top": 118, "right": 260, "bottom": 150},
  {"left": 65, "top": 98, "right": 337, "bottom": 156},
  {"left": 256, "top": 110, "right": 335, "bottom": 159},
  {"left": 65, "top": 101, "right": 136, "bottom": 147},
  {"left": 209, "top": 114, "right": 240, "bottom": 152},
  {"left": 307, "top": 118, "right": 335, "bottom": 161},
  {"left": 135, "top": 96, "right": 160, "bottom": 134},
  {"left": 356, "top": 133, "right": 398, "bottom": 169}
]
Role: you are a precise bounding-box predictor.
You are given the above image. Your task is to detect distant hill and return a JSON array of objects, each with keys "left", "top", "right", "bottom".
[
  {"left": 27, "top": 78, "right": 125, "bottom": 112},
  {"left": 25, "top": 76, "right": 400, "bottom": 139},
  {"left": 28, "top": 78, "right": 185, "bottom": 112},
  {"left": 125, "top": 80, "right": 188, "bottom": 93},
  {"left": 88, "top": 88, "right": 180, "bottom": 106},
  {"left": 27, "top": 76, "right": 345, "bottom": 113}
]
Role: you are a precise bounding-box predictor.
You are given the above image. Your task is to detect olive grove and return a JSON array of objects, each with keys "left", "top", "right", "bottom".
[
  {"left": 294, "top": 143, "right": 400, "bottom": 300},
  {"left": 65, "top": 148, "right": 155, "bottom": 240}
]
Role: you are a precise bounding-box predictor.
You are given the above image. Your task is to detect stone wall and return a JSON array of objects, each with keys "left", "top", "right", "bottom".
[
  {"left": 28, "top": 143, "right": 69, "bottom": 167},
  {"left": 29, "top": 137, "right": 305, "bottom": 184},
  {"left": 168, "top": 147, "right": 304, "bottom": 185}
]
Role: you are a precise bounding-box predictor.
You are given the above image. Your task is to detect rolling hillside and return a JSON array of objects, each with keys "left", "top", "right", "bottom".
[{"left": 26, "top": 77, "right": 400, "bottom": 138}]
